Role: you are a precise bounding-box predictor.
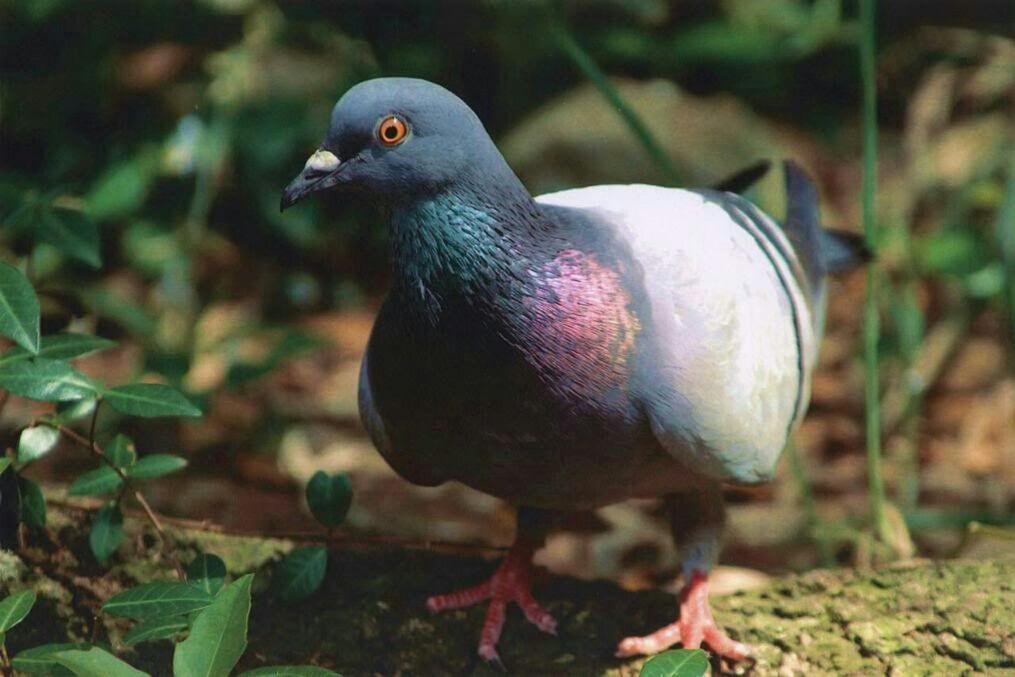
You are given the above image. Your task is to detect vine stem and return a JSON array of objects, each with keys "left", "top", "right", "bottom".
[
  {"left": 40, "top": 417, "right": 184, "bottom": 577},
  {"left": 39, "top": 418, "right": 166, "bottom": 537}
]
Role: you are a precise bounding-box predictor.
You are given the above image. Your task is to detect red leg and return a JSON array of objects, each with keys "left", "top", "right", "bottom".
[
  {"left": 615, "top": 570, "right": 751, "bottom": 660},
  {"left": 427, "top": 540, "right": 557, "bottom": 664}
]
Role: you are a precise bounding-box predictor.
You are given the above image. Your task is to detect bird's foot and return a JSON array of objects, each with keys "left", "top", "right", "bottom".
[
  {"left": 615, "top": 570, "right": 751, "bottom": 661},
  {"left": 427, "top": 541, "right": 557, "bottom": 664}
]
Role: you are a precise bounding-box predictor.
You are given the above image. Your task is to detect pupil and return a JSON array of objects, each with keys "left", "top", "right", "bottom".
[{"left": 385, "top": 126, "right": 397, "bottom": 139}]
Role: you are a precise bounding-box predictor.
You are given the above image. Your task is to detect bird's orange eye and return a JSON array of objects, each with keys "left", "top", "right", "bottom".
[{"left": 377, "top": 115, "right": 408, "bottom": 146}]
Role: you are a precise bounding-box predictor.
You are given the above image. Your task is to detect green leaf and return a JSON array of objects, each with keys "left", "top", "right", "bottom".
[
  {"left": 225, "top": 329, "right": 326, "bottom": 389},
  {"left": 0, "top": 260, "right": 40, "bottom": 353},
  {"left": 0, "top": 333, "right": 116, "bottom": 366},
  {"left": 240, "top": 668, "right": 340, "bottom": 676},
  {"left": 123, "top": 617, "right": 190, "bottom": 646},
  {"left": 272, "top": 547, "right": 327, "bottom": 604},
  {"left": 12, "top": 642, "right": 87, "bottom": 675},
  {"left": 173, "top": 574, "right": 254, "bottom": 677},
  {"left": 639, "top": 649, "right": 710, "bottom": 677},
  {"left": 0, "top": 335, "right": 113, "bottom": 367},
  {"left": 103, "top": 581, "right": 213, "bottom": 621},
  {"left": 0, "top": 590, "right": 37, "bottom": 632},
  {"left": 919, "top": 230, "right": 988, "bottom": 277},
  {"left": 0, "top": 457, "right": 10, "bottom": 474},
  {"left": 54, "top": 397, "right": 98, "bottom": 424},
  {"left": 305, "top": 471, "right": 352, "bottom": 528},
  {"left": 964, "top": 263, "right": 1004, "bottom": 299},
  {"left": 18, "top": 477, "right": 47, "bottom": 528},
  {"left": 40, "top": 207, "right": 101, "bottom": 268},
  {"left": 68, "top": 466, "right": 123, "bottom": 497},
  {"left": 129, "top": 454, "right": 187, "bottom": 480},
  {"left": 106, "top": 434, "right": 137, "bottom": 469},
  {"left": 86, "top": 154, "right": 158, "bottom": 221},
  {"left": 0, "top": 358, "right": 99, "bottom": 402},
  {"left": 80, "top": 287, "right": 156, "bottom": 339},
  {"left": 89, "top": 503, "right": 124, "bottom": 562},
  {"left": 17, "top": 425, "right": 61, "bottom": 464},
  {"left": 890, "top": 292, "right": 924, "bottom": 359},
  {"left": 104, "top": 383, "right": 201, "bottom": 418},
  {"left": 53, "top": 646, "right": 148, "bottom": 677},
  {"left": 122, "top": 220, "right": 185, "bottom": 278},
  {"left": 2, "top": 197, "right": 42, "bottom": 236},
  {"left": 186, "top": 554, "right": 227, "bottom": 596}
]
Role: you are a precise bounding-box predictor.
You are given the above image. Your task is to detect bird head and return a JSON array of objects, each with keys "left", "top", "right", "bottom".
[{"left": 281, "top": 77, "right": 497, "bottom": 211}]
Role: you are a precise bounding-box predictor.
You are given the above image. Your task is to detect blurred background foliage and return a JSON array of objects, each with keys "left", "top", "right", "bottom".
[{"left": 1, "top": 0, "right": 1013, "bottom": 585}]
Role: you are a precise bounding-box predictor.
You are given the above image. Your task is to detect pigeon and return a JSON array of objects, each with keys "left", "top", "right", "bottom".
[{"left": 281, "top": 77, "right": 868, "bottom": 665}]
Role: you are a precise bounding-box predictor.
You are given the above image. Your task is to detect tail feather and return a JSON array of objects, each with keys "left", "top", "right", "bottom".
[
  {"left": 711, "top": 160, "right": 772, "bottom": 194},
  {"left": 782, "top": 160, "right": 870, "bottom": 290},
  {"left": 782, "top": 160, "right": 825, "bottom": 293},
  {"left": 820, "top": 228, "right": 872, "bottom": 273}
]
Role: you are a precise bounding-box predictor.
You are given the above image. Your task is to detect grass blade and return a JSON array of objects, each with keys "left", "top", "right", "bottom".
[
  {"left": 554, "top": 25, "right": 679, "bottom": 184},
  {"left": 859, "top": 0, "right": 887, "bottom": 541}
]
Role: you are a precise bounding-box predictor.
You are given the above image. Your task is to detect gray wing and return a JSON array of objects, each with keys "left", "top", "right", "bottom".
[{"left": 537, "top": 179, "right": 815, "bottom": 485}]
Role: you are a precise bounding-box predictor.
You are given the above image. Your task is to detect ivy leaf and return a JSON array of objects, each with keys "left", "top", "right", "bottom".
[
  {"left": 0, "top": 261, "right": 40, "bottom": 354},
  {"left": 40, "top": 207, "right": 102, "bottom": 268},
  {"left": 639, "top": 649, "right": 710, "bottom": 677},
  {"left": 12, "top": 642, "right": 88, "bottom": 676},
  {"left": 0, "top": 590, "right": 37, "bottom": 632},
  {"left": 68, "top": 466, "right": 123, "bottom": 497},
  {"left": 0, "top": 357, "right": 99, "bottom": 402},
  {"left": 123, "top": 617, "right": 190, "bottom": 646},
  {"left": 173, "top": 574, "right": 254, "bottom": 677},
  {"left": 89, "top": 503, "right": 124, "bottom": 562},
  {"left": 305, "top": 471, "right": 352, "bottom": 528},
  {"left": 186, "top": 554, "right": 227, "bottom": 596},
  {"left": 106, "top": 434, "right": 137, "bottom": 469},
  {"left": 272, "top": 547, "right": 327, "bottom": 604},
  {"left": 0, "top": 333, "right": 116, "bottom": 366},
  {"left": 105, "top": 383, "right": 202, "bottom": 418},
  {"left": 128, "top": 454, "right": 187, "bottom": 480},
  {"left": 53, "top": 646, "right": 147, "bottom": 677},
  {"left": 18, "top": 477, "right": 46, "bottom": 528},
  {"left": 17, "top": 425, "right": 61, "bottom": 464},
  {"left": 103, "top": 581, "right": 213, "bottom": 621}
]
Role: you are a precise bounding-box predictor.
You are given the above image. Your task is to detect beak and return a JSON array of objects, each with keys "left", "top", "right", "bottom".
[{"left": 280, "top": 149, "right": 343, "bottom": 212}]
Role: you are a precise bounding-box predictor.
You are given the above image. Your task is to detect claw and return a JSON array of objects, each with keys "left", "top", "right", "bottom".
[
  {"left": 428, "top": 540, "right": 557, "bottom": 664},
  {"left": 616, "top": 570, "right": 751, "bottom": 661},
  {"left": 479, "top": 646, "right": 506, "bottom": 671}
]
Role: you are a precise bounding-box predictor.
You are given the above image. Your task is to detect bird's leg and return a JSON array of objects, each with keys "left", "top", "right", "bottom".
[
  {"left": 616, "top": 485, "right": 751, "bottom": 661},
  {"left": 426, "top": 507, "right": 558, "bottom": 665}
]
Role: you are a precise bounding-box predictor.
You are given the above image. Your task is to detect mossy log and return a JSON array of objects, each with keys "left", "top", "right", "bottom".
[{"left": 1, "top": 506, "right": 1013, "bottom": 676}]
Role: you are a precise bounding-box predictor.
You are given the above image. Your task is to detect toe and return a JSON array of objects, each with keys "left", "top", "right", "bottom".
[
  {"left": 514, "top": 586, "right": 557, "bottom": 634},
  {"left": 614, "top": 623, "right": 682, "bottom": 657},
  {"left": 426, "top": 580, "right": 493, "bottom": 613},
  {"left": 703, "top": 625, "right": 752, "bottom": 661}
]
